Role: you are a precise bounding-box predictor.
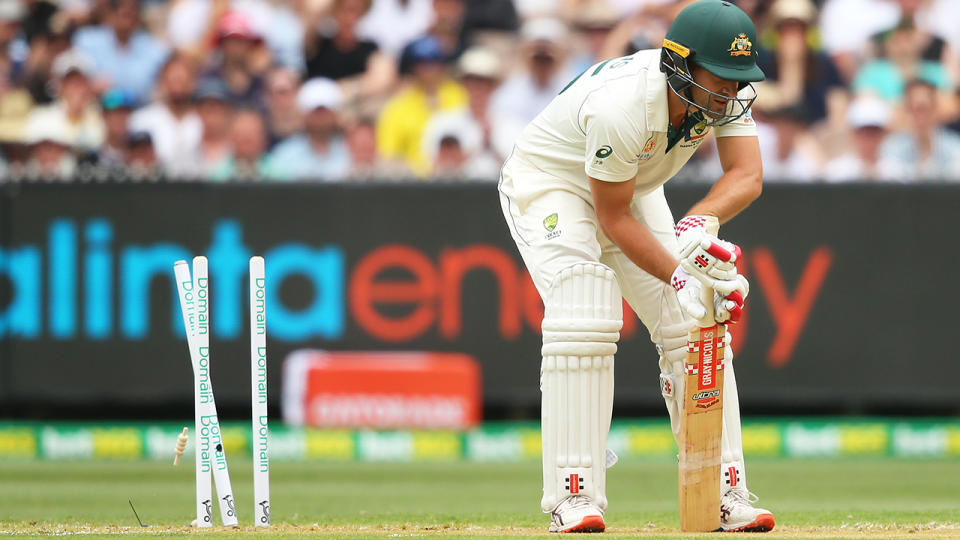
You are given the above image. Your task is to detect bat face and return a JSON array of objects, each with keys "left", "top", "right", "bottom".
[
  {"left": 687, "top": 324, "right": 724, "bottom": 410},
  {"left": 679, "top": 323, "right": 726, "bottom": 532}
]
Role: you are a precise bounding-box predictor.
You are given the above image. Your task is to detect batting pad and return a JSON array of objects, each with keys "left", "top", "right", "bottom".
[{"left": 540, "top": 263, "right": 622, "bottom": 513}]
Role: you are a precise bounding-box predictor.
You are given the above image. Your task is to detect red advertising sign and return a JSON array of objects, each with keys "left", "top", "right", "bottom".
[{"left": 282, "top": 351, "right": 482, "bottom": 429}]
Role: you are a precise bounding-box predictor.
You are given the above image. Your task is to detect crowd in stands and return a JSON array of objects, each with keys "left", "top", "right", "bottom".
[{"left": 0, "top": 0, "right": 959, "bottom": 183}]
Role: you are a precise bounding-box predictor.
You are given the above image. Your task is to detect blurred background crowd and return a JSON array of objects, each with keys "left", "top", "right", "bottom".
[{"left": 0, "top": 0, "right": 958, "bottom": 183}]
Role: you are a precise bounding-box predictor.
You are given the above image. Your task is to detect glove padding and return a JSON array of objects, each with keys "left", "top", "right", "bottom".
[
  {"left": 671, "top": 266, "right": 749, "bottom": 324},
  {"left": 678, "top": 231, "right": 745, "bottom": 296}
]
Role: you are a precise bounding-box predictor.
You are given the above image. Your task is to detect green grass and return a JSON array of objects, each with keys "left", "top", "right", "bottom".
[{"left": 0, "top": 459, "right": 958, "bottom": 538}]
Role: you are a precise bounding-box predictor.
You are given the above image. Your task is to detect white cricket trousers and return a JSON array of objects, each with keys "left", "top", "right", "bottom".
[{"left": 499, "top": 184, "right": 676, "bottom": 332}]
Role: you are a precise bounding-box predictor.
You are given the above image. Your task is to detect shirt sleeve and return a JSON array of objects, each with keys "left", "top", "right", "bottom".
[
  {"left": 582, "top": 94, "right": 644, "bottom": 182},
  {"left": 715, "top": 88, "right": 760, "bottom": 138}
]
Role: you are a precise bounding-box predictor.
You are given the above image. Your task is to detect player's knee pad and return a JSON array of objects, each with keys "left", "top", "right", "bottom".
[{"left": 540, "top": 262, "right": 621, "bottom": 513}]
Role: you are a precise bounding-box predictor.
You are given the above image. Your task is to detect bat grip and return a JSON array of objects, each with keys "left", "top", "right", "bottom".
[{"left": 701, "top": 220, "right": 720, "bottom": 323}]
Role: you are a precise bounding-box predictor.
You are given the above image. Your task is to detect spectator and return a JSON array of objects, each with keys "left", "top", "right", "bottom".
[
  {"left": 461, "top": 0, "right": 519, "bottom": 36},
  {"left": 1, "top": 0, "right": 28, "bottom": 85},
  {"left": 880, "top": 79, "right": 960, "bottom": 182},
  {"left": 421, "top": 46, "right": 503, "bottom": 179},
  {"left": 197, "top": 11, "right": 267, "bottom": 107},
  {"left": 819, "top": 0, "right": 900, "bottom": 82},
  {"left": 0, "top": 2, "right": 32, "bottom": 151},
  {"left": 24, "top": 12, "right": 76, "bottom": 105},
  {"left": 304, "top": 0, "right": 396, "bottom": 104},
  {"left": 265, "top": 77, "right": 350, "bottom": 181},
  {"left": 568, "top": 0, "right": 619, "bottom": 73},
  {"left": 260, "top": 0, "right": 308, "bottom": 71},
  {"left": 756, "top": 106, "right": 824, "bottom": 182},
  {"left": 125, "top": 130, "right": 159, "bottom": 178},
  {"left": 853, "top": 18, "right": 953, "bottom": 103},
  {"left": 166, "top": 0, "right": 294, "bottom": 69},
  {"left": 489, "top": 18, "right": 576, "bottom": 158},
  {"left": 263, "top": 66, "right": 302, "bottom": 149},
  {"left": 824, "top": 95, "right": 903, "bottom": 182},
  {"left": 210, "top": 108, "right": 270, "bottom": 181},
  {"left": 422, "top": 114, "right": 489, "bottom": 180},
  {"left": 424, "top": 0, "right": 467, "bottom": 60},
  {"left": 867, "top": 0, "right": 956, "bottom": 64},
  {"left": 377, "top": 36, "right": 467, "bottom": 176},
  {"left": 98, "top": 88, "right": 136, "bottom": 170},
  {"left": 754, "top": 0, "right": 845, "bottom": 125},
  {"left": 356, "top": 0, "right": 433, "bottom": 59},
  {"left": 596, "top": 1, "right": 680, "bottom": 60},
  {"left": 21, "top": 114, "right": 77, "bottom": 179},
  {"left": 24, "top": 49, "right": 104, "bottom": 154},
  {"left": 194, "top": 78, "right": 233, "bottom": 177},
  {"left": 430, "top": 133, "right": 467, "bottom": 178},
  {"left": 0, "top": 84, "right": 31, "bottom": 152},
  {"left": 345, "top": 116, "right": 406, "bottom": 179},
  {"left": 72, "top": 0, "right": 168, "bottom": 104},
  {"left": 129, "top": 54, "right": 202, "bottom": 177}
]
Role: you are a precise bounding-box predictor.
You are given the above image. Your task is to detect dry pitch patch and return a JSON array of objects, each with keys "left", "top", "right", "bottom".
[{"left": 2, "top": 522, "right": 960, "bottom": 539}]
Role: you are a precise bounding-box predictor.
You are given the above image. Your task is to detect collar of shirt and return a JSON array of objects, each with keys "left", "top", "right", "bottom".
[
  {"left": 665, "top": 112, "right": 705, "bottom": 153},
  {"left": 643, "top": 50, "right": 669, "bottom": 133}
]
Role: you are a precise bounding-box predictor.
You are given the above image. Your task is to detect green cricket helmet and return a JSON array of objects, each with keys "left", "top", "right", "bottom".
[{"left": 660, "top": 0, "right": 765, "bottom": 126}]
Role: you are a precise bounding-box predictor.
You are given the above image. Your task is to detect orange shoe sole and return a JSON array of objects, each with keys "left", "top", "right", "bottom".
[
  {"left": 725, "top": 512, "right": 775, "bottom": 533},
  {"left": 562, "top": 515, "right": 605, "bottom": 533}
]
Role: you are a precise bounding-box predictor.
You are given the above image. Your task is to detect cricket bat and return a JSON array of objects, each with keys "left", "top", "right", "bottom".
[{"left": 678, "top": 220, "right": 726, "bottom": 532}]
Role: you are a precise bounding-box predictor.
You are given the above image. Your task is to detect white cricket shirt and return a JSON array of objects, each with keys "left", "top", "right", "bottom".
[{"left": 499, "top": 49, "right": 757, "bottom": 210}]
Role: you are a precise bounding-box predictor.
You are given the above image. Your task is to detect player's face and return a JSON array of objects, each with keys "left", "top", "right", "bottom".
[{"left": 689, "top": 66, "right": 737, "bottom": 118}]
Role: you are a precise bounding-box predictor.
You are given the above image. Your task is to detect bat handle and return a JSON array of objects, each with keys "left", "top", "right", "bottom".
[{"left": 701, "top": 220, "right": 719, "bottom": 323}]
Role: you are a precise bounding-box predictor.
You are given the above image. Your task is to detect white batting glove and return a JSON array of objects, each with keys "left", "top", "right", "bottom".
[
  {"left": 671, "top": 266, "right": 749, "bottom": 324},
  {"left": 677, "top": 215, "right": 740, "bottom": 287},
  {"left": 675, "top": 215, "right": 712, "bottom": 242},
  {"left": 678, "top": 231, "right": 745, "bottom": 295}
]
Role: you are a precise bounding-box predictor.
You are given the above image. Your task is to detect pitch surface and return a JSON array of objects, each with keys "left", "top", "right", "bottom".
[{"left": 1, "top": 460, "right": 957, "bottom": 538}]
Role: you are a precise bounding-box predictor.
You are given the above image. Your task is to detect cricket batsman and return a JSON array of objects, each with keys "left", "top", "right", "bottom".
[{"left": 498, "top": 0, "right": 775, "bottom": 533}]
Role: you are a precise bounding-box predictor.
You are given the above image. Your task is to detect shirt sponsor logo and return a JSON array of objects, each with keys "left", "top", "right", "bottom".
[
  {"left": 595, "top": 145, "right": 613, "bottom": 159},
  {"left": 636, "top": 138, "right": 657, "bottom": 161}
]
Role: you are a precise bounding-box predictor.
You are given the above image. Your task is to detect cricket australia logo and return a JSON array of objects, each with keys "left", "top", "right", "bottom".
[
  {"left": 728, "top": 33, "right": 753, "bottom": 56},
  {"left": 543, "top": 213, "right": 558, "bottom": 232},
  {"left": 543, "top": 213, "right": 561, "bottom": 240}
]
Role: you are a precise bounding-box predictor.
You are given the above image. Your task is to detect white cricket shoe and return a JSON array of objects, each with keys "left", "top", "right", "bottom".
[
  {"left": 720, "top": 489, "right": 775, "bottom": 532},
  {"left": 548, "top": 495, "right": 605, "bottom": 533}
]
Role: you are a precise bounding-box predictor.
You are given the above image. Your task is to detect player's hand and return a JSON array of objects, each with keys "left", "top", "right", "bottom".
[
  {"left": 676, "top": 215, "right": 742, "bottom": 292},
  {"left": 675, "top": 215, "right": 713, "bottom": 249},
  {"left": 678, "top": 232, "right": 745, "bottom": 296},
  {"left": 715, "top": 286, "right": 746, "bottom": 324},
  {"left": 672, "top": 266, "right": 749, "bottom": 324}
]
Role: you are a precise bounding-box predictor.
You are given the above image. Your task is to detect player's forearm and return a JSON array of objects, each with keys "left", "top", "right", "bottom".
[
  {"left": 685, "top": 167, "right": 762, "bottom": 223},
  {"left": 598, "top": 212, "right": 678, "bottom": 283}
]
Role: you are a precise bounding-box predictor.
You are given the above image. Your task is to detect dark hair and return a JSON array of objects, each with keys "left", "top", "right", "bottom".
[
  {"left": 159, "top": 52, "right": 196, "bottom": 78},
  {"left": 905, "top": 78, "right": 937, "bottom": 95},
  {"left": 109, "top": 0, "right": 140, "bottom": 11}
]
